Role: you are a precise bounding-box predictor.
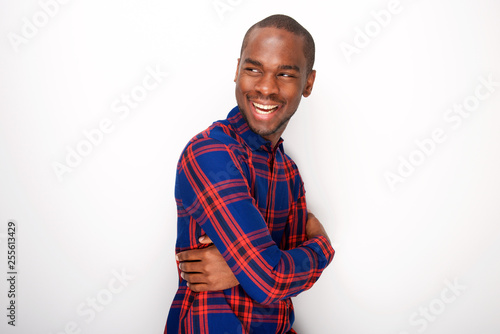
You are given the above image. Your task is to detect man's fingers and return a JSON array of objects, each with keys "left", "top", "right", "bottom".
[
  {"left": 187, "top": 282, "right": 209, "bottom": 293},
  {"left": 179, "top": 260, "right": 204, "bottom": 273},
  {"left": 176, "top": 248, "right": 204, "bottom": 262},
  {"left": 198, "top": 234, "right": 213, "bottom": 244},
  {"left": 181, "top": 272, "right": 206, "bottom": 284},
  {"left": 176, "top": 242, "right": 215, "bottom": 262},
  {"left": 177, "top": 243, "right": 239, "bottom": 292}
]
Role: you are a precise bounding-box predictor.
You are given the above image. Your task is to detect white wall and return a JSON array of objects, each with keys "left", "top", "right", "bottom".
[{"left": 1, "top": 0, "right": 500, "bottom": 333}]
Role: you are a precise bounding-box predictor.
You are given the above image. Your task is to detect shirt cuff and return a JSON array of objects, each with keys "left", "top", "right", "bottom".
[{"left": 301, "top": 235, "right": 335, "bottom": 269}]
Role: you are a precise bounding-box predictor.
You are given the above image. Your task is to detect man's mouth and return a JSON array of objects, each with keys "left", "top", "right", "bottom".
[{"left": 252, "top": 102, "right": 279, "bottom": 115}]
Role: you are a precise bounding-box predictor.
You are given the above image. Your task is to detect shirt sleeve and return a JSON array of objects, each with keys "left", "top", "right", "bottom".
[{"left": 176, "top": 137, "right": 335, "bottom": 305}]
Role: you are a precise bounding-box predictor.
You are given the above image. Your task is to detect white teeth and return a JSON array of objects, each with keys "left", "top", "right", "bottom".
[
  {"left": 253, "top": 102, "right": 278, "bottom": 114},
  {"left": 253, "top": 102, "right": 278, "bottom": 110}
]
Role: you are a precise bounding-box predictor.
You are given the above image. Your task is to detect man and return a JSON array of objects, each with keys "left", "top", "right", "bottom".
[{"left": 165, "top": 14, "right": 334, "bottom": 333}]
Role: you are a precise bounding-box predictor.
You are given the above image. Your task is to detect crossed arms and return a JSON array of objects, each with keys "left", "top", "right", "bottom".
[
  {"left": 175, "top": 136, "right": 334, "bottom": 304},
  {"left": 177, "top": 212, "right": 331, "bottom": 292}
]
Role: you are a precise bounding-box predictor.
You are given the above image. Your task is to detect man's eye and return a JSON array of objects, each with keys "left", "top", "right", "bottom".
[
  {"left": 279, "top": 73, "right": 295, "bottom": 78},
  {"left": 244, "top": 68, "right": 260, "bottom": 73}
]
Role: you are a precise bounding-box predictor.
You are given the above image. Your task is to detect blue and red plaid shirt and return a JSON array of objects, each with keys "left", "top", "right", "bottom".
[{"left": 165, "top": 106, "right": 334, "bottom": 333}]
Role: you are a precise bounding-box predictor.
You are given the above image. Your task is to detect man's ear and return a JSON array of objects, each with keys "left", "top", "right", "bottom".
[
  {"left": 302, "top": 69, "right": 316, "bottom": 97},
  {"left": 234, "top": 58, "right": 241, "bottom": 82}
]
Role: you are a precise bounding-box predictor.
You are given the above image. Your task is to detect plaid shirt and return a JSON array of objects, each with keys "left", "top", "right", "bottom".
[{"left": 165, "top": 106, "right": 334, "bottom": 334}]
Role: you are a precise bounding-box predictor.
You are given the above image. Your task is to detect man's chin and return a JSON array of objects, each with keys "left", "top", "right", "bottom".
[
  {"left": 249, "top": 125, "right": 275, "bottom": 138},
  {"left": 246, "top": 118, "right": 278, "bottom": 135}
]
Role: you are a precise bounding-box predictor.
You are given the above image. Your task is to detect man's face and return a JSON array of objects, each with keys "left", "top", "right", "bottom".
[{"left": 234, "top": 27, "right": 316, "bottom": 145}]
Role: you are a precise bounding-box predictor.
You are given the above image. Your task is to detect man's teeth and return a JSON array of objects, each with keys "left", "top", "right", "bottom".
[
  {"left": 253, "top": 102, "right": 278, "bottom": 110},
  {"left": 253, "top": 102, "right": 278, "bottom": 114}
]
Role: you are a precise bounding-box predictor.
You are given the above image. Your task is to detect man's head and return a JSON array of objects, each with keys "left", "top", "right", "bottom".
[
  {"left": 240, "top": 15, "right": 315, "bottom": 75},
  {"left": 234, "top": 15, "right": 316, "bottom": 146}
]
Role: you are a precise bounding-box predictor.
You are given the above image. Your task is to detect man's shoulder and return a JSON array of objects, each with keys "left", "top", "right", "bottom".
[
  {"left": 282, "top": 151, "right": 301, "bottom": 174},
  {"left": 179, "top": 117, "right": 244, "bottom": 159}
]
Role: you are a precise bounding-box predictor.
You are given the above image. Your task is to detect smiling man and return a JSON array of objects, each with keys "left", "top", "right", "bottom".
[{"left": 165, "top": 14, "right": 334, "bottom": 334}]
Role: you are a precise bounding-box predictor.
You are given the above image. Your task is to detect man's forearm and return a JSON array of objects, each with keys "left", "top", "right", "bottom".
[
  {"left": 306, "top": 212, "right": 331, "bottom": 244},
  {"left": 178, "top": 213, "right": 333, "bottom": 295}
]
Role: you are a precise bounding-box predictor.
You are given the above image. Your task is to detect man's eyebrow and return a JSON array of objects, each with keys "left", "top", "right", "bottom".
[
  {"left": 243, "top": 58, "right": 262, "bottom": 67},
  {"left": 243, "top": 58, "right": 301, "bottom": 72},
  {"left": 278, "top": 64, "right": 300, "bottom": 72}
]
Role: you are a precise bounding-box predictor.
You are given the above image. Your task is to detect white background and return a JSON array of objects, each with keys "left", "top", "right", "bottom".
[{"left": 1, "top": 0, "right": 500, "bottom": 333}]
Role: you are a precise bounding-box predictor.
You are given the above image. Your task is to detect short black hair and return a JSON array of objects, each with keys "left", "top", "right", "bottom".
[{"left": 240, "top": 14, "right": 315, "bottom": 74}]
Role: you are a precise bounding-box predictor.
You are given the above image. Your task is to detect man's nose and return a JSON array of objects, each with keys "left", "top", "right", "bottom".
[{"left": 255, "top": 73, "right": 279, "bottom": 96}]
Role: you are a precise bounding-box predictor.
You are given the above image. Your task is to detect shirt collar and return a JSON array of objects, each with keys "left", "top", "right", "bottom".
[{"left": 227, "top": 106, "right": 284, "bottom": 153}]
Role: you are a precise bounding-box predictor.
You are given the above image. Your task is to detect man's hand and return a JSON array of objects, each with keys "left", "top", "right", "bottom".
[
  {"left": 306, "top": 212, "right": 331, "bottom": 244},
  {"left": 176, "top": 235, "right": 239, "bottom": 292}
]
